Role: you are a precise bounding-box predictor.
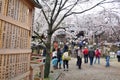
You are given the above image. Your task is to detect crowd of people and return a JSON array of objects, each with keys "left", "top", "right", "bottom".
[
  {"left": 51, "top": 41, "right": 71, "bottom": 71},
  {"left": 48, "top": 41, "right": 120, "bottom": 72},
  {"left": 76, "top": 46, "right": 102, "bottom": 69}
]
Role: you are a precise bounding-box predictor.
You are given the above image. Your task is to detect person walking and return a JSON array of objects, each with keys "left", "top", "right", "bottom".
[
  {"left": 105, "top": 47, "right": 110, "bottom": 67},
  {"left": 83, "top": 47, "right": 89, "bottom": 63},
  {"left": 57, "top": 48, "right": 62, "bottom": 69},
  {"left": 117, "top": 49, "right": 120, "bottom": 62},
  {"left": 88, "top": 47, "right": 95, "bottom": 66},
  {"left": 77, "top": 47, "right": 83, "bottom": 69},
  {"left": 52, "top": 48, "right": 58, "bottom": 69},
  {"left": 94, "top": 48, "right": 101, "bottom": 64},
  {"left": 62, "top": 44, "right": 71, "bottom": 71}
]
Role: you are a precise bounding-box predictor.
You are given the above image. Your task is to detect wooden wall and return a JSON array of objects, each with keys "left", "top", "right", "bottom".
[{"left": 0, "top": 0, "right": 34, "bottom": 80}]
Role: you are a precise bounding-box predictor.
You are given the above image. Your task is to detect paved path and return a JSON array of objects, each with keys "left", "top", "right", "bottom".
[{"left": 50, "top": 57, "right": 120, "bottom": 80}]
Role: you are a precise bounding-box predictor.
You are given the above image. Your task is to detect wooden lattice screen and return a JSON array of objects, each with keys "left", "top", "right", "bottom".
[{"left": 0, "top": 0, "right": 34, "bottom": 80}]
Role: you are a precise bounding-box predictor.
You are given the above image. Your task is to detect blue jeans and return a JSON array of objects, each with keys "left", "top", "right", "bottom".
[
  {"left": 63, "top": 60, "right": 69, "bottom": 69},
  {"left": 94, "top": 57, "right": 100, "bottom": 64},
  {"left": 106, "top": 56, "right": 110, "bottom": 67},
  {"left": 89, "top": 57, "right": 94, "bottom": 65},
  {"left": 84, "top": 54, "right": 88, "bottom": 63}
]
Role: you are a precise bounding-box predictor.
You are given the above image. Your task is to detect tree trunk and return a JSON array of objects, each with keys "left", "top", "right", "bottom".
[
  {"left": 44, "top": 51, "right": 51, "bottom": 78},
  {"left": 44, "top": 34, "right": 52, "bottom": 78}
]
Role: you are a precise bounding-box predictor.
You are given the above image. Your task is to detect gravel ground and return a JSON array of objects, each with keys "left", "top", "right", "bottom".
[{"left": 54, "top": 57, "right": 120, "bottom": 80}]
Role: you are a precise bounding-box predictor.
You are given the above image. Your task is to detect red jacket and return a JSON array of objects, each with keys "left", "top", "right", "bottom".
[
  {"left": 83, "top": 48, "right": 89, "bottom": 55},
  {"left": 95, "top": 50, "right": 101, "bottom": 57}
]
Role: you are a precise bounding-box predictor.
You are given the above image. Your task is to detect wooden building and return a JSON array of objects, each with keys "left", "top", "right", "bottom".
[{"left": 0, "top": 0, "right": 41, "bottom": 80}]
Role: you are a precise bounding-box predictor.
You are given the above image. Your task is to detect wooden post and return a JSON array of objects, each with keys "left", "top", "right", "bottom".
[
  {"left": 0, "top": 20, "right": 2, "bottom": 48},
  {"left": 29, "top": 66, "right": 33, "bottom": 80},
  {"left": 39, "top": 65, "right": 44, "bottom": 80}
]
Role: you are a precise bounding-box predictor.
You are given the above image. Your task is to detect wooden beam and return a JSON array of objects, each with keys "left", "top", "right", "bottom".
[
  {"left": 22, "top": 0, "right": 34, "bottom": 9},
  {"left": 0, "top": 49, "right": 31, "bottom": 54},
  {"left": 0, "top": 14, "right": 30, "bottom": 30}
]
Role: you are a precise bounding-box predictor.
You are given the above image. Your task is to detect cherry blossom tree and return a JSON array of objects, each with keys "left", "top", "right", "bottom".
[{"left": 33, "top": 0, "right": 120, "bottom": 78}]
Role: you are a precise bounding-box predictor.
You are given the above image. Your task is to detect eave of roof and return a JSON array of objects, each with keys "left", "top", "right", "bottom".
[{"left": 30, "top": 0, "right": 42, "bottom": 9}]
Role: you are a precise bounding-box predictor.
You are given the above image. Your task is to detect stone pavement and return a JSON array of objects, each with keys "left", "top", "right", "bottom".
[{"left": 50, "top": 57, "right": 120, "bottom": 80}]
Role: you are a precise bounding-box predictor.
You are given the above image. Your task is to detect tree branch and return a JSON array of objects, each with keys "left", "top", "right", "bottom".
[
  {"left": 66, "top": 0, "right": 106, "bottom": 16},
  {"left": 52, "top": 0, "right": 65, "bottom": 25},
  {"left": 42, "top": 0, "right": 51, "bottom": 11},
  {"left": 52, "top": 27, "right": 67, "bottom": 33},
  {"left": 41, "top": 9, "right": 50, "bottom": 25},
  {"left": 51, "top": 0, "right": 58, "bottom": 23},
  {"left": 60, "top": 0, "right": 69, "bottom": 8},
  {"left": 53, "top": 15, "right": 66, "bottom": 32},
  {"left": 34, "top": 31, "right": 47, "bottom": 47},
  {"left": 66, "top": 1, "right": 78, "bottom": 15},
  {"left": 53, "top": 1, "right": 79, "bottom": 30},
  {"left": 61, "top": 3, "right": 74, "bottom": 10},
  {"left": 101, "top": 0, "right": 120, "bottom": 4}
]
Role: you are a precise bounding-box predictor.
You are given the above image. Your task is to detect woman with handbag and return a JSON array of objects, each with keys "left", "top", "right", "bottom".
[{"left": 62, "top": 44, "right": 71, "bottom": 71}]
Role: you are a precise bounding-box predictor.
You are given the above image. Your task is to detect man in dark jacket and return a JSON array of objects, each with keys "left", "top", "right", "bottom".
[
  {"left": 88, "top": 47, "right": 95, "bottom": 65},
  {"left": 117, "top": 49, "right": 120, "bottom": 62},
  {"left": 57, "top": 48, "right": 62, "bottom": 69}
]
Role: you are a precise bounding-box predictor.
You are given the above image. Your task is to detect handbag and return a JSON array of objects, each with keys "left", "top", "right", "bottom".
[{"left": 62, "top": 52, "right": 71, "bottom": 60}]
